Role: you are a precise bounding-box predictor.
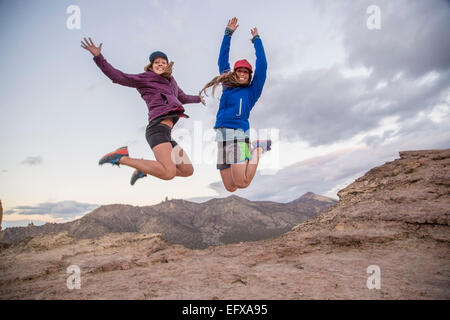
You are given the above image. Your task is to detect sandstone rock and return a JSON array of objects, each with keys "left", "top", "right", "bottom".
[{"left": 0, "top": 200, "right": 3, "bottom": 231}]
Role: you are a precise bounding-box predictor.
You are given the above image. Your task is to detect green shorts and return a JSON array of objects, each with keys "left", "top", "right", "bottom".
[{"left": 217, "top": 138, "right": 251, "bottom": 170}]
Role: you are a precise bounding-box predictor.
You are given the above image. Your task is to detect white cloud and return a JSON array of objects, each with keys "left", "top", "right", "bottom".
[
  {"left": 3, "top": 213, "right": 84, "bottom": 225},
  {"left": 340, "top": 66, "right": 373, "bottom": 79},
  {"left": 429, "top": 104, "right": 449, "bottom": 123},
  {"left": 415, "top": 71, "right": 440, "bottom": 87},
  {"left": 3, "top": 201, "right": 99, "bottom": 224}
]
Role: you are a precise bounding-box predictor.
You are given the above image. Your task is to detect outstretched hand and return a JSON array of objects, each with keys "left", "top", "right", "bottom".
[
  {"left": 227, "top": 17, "right": 239, "bottom": 31},
  {"left": 251, "top": 27, "right": 259, "bottom": 37},
  {"left": 80, "top": 37, "right": 103, "bottom": 57},
  {"left": 200, "top": 95, "right": 206, "bottom": 106}
]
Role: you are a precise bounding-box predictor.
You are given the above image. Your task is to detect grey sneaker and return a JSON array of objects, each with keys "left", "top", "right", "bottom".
[
  {"left": 251, "top": 140, "right": 272, "bottom": 153},
  {"left": 130, "top": 169, "right": 147, "bottom": 186}
]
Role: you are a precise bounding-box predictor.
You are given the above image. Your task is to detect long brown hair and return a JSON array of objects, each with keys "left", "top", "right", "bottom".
[
  {"left": 200, "top": 70, "right": 252, "bottom": 97},
  {"left": 144, "top": 61, "right": 174, "bottom": 79}
]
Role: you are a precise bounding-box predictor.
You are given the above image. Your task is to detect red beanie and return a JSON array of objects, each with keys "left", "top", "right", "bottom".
[{"left": 233, "top": 59, "right": 253, "bottom": 73}]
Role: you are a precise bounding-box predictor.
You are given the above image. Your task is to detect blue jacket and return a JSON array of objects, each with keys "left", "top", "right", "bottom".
[{"left": 214, "top": 34, "right": 267, "bottom": 132}]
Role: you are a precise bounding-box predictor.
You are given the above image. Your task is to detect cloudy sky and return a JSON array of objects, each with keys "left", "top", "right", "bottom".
[{"left": 1, "top": 0, "right": 449, "bottom": 228}]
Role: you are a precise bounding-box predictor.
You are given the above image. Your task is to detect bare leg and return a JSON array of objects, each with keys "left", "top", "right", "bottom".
[
  {"left": 230, "top": 147, "right": 263, "bottom": 188},
  {"left": 157, "top": 118, "right": 193, "bottom": 177},
  {"left": 243, "top": 147, "right": 264, "bottom": 184},
  {"left": 172, "top": 145, "right": 194, "bottom": 177},
  {"left": 119, "top": 142, "right": 177, "bottom": 180},
  {"left": 220, "top": 167, "right": 238, "bottom": 192}
]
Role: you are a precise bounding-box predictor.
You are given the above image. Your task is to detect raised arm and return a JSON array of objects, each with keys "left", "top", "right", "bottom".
[
  {"left": 81, "top": 37, "right": 148, "bottom": 88},
  {"left": 170, "top": 77, "right": 205, "bottom": 106},
  {"left": 249, "top": 28, "right": 267, "bottom": 105},
  {"left": 218, "top": 17, "right": 239, "bottom": 74},
  {"left": 178, "top": 86, "right": 202, "bottom": 105}
]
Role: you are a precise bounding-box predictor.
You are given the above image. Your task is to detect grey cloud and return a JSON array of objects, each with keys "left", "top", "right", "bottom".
[
  {"left": 252, "top": 67, "right": 449, "bottom": 146},
  {"left": 20, "top": 156, "right": 43, "bottom": 166},
  {"left": 363, "top": 130, "right": 396, "bottom": 148},
  {"left": 338, "top": 0, "right": 450, "bottom": 79},
  {"left": 5, "top": 201, "right": 99, "bottom": 219},
  {"left": 245, "top": 1, "right": 450, "bottom": 148}
]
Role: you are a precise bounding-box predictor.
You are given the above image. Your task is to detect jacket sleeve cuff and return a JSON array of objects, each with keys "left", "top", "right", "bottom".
[
  {"left": 225, "top": 28, "right": 234, "bottom": 36},
  {"left": 251, "top": 35, "right": 260, "bottom": 43},
  {"left": 93, "top": 53, "right": 104, "bottom": 61}
]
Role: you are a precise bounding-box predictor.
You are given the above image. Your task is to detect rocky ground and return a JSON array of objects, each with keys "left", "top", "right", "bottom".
[{"left": 0, "top": 149, "right": 449, "bottom": 299}]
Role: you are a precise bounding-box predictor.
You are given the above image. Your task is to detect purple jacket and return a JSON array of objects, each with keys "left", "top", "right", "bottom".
[{"left": 93, "top": 54, "right": 201, "bottom": 122}]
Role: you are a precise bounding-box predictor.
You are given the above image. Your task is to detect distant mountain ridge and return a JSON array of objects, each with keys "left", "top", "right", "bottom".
[{"left": 0, "top": 193, "right": 337, "bottom": 249}]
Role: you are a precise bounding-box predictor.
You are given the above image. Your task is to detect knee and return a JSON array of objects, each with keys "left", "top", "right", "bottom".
[
  {"left": 225, "top": 185, "right": 238, "bottom": 192},
  {"left": 161, "top": 167, "right": 176, "bottom": 180},
  {"left": 234, "top": 179, "right": 250, "bottom": 189},
  {"left": 177, "top": 165, "right": 194, "bottom": 177},
  {"left": 184, "top": 166, "right": 194, "bottom": 177}
]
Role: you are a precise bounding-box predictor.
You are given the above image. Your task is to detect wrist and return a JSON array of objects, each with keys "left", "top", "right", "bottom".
[
  {"left": 225, "top": 27, "right": 234, "bottom": 36},
  {"left": 251, "top": 34, "right": 260, "bottom": 43}
]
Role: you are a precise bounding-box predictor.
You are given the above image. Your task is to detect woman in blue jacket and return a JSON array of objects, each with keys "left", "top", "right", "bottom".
[{"left": 201, "top": 17, "right": 271, "bottom": 192}]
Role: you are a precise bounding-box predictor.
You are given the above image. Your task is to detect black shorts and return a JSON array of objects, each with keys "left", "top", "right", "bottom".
[{"left": 145, "top": 122, "right": 178, "bottom": 149}]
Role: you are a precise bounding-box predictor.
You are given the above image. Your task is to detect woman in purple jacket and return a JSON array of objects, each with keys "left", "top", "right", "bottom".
[{"left": 81, "top": 38, "right": 205, "bottom": 185}]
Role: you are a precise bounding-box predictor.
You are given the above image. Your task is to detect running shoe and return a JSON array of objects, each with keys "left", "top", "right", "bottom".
[
  {"left": 251, "top": 140, "right": 272, "bottom": 153},
  {"left": 130, "top": 169, "right": 147, "bottom": 185},
  {"left": 98, "top": 146, "right": 129, "bottom": 166}
]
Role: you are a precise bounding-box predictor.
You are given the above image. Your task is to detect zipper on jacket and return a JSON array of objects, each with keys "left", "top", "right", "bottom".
[{"left": 236, "top": 98, "right": 242, "bottom": 117}]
